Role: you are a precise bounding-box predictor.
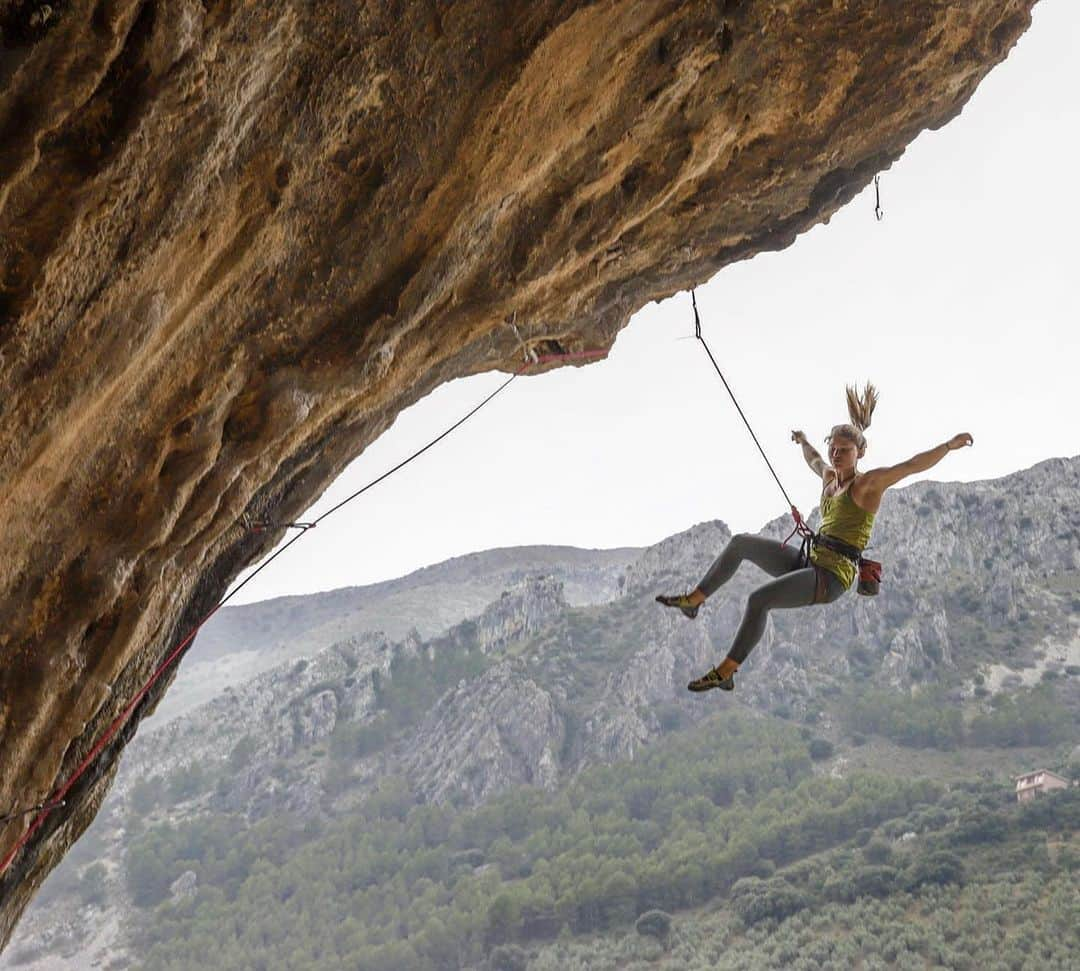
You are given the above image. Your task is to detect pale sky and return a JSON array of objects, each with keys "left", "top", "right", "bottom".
[{"left": 231, "top": 1, "right": 1079, "bottom": 605}]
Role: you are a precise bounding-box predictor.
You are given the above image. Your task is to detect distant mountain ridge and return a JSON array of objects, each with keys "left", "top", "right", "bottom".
[
  {"left": 154, "top": 544, "right": 640, "bottom": 723},
  {"left": 191, "top": 544, "right": 642, "bottom": 660}
]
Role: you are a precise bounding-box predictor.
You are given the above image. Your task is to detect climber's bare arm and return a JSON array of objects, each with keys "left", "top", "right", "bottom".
[
  {"left": 791, "top": 430, "right": 828, "bottom": 480},
  {"left": 859, "top": 433, "right": 974, "bottom": 505}
]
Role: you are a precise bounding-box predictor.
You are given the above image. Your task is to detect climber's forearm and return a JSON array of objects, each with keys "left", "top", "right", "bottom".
[{"left": 801, "top": 440, "right": 826, "bottom": 474}]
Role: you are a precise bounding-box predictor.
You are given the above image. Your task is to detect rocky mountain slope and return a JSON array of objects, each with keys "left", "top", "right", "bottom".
[
  {"left": 153, "top": 545, "right": 639, "bottom": 723},
  {"left": 3, "top": 455, "right": 1077, "bottom": 967},
  {"left": 190, "top": 545, "right": 638, "bottom": 662}
]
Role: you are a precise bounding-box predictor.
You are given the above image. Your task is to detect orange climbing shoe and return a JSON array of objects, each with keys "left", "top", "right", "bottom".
[
  {"left": 655, "top": 593, "right": 700, "bottom": 619},
  {"left": 687, "top": 666, "right": 735, "bottom": 692}
]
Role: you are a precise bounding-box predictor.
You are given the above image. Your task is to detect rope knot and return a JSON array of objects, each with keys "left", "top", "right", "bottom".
[{"left": 246, "top": 518, "right": 316, "bottom": 534}]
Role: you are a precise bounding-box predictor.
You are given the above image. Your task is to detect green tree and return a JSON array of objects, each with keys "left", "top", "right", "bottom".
[
  {"left": 166, "top": 762, "right": 208, "bottom": 803},
  {"left": 600, "top": 870, "right": 638, "bottom": 927},
  {"left": 731, "top": 876, "right": 809, "bottom": 926},
  {"left": 228, "top": 734, "right": 258, "bottom": 772},
  {"left": 489, "top": 944, "right": 529, "bottom": 971},
  {"left": 905, "top": 851, "right": 965, "bottom": 890},
  {"left": 809, "top": 738, "right": 835, "bottom": 761},
  {"left": 129, "top": 776, "right": 165, "bottom": 815},
  {"left": 487, "top": 891, "right": 523, "bottom": 945},
  {"left": 78, "top": 862, "right": 108, "bottom": 907},
  {"left": 126, "top": 844, "right": 172, "bottom": 907},
  {"left": 863, "top": 838, "right": 894, "bottom": 865},
  {"left": 635, "top": 909, "right": 672, "bottom": 940}
]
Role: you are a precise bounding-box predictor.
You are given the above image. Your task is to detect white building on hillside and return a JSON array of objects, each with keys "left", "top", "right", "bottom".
[{"left": 1014, "top": 769, "right": 1070, "bottom": 802}]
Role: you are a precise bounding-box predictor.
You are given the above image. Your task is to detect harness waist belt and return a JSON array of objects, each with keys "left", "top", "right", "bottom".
[{"left": 813, "top": 533, "right": 864, "bottom": 563}]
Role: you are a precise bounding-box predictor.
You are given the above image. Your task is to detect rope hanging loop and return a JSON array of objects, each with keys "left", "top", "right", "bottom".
[
  {"left": 245, "top": 517, "right": 318, "bottom": 535},
  {"left": 780, "top": 504, "right": 814, "bottom": 548},
  {"left": 250, "top": 520, "right": 317, "bottom": 535},
  {"left": 691, "top": 289, "right": 702, "bottom": 339}
]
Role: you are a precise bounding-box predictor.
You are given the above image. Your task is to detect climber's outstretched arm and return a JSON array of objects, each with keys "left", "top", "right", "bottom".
[
  {"left": 791, "top": 430, "right": 828, "bottom": 480},
  {"left": 860, "top": 433, "right": 974, "bottom": 500}
]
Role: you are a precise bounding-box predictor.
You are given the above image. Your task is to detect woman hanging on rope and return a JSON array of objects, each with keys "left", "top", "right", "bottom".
[{"left": 655, "top": 383, "right": 973, "bottom": 692}]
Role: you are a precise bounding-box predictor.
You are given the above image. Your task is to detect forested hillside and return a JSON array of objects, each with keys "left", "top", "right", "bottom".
[{"left": 70, "top": 715, "right": 1080, "bottom": 970}]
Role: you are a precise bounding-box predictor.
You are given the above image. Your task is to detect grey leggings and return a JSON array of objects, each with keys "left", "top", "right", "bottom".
[{"left": 698, "top": 533, "right": 846, "bottom": 663}]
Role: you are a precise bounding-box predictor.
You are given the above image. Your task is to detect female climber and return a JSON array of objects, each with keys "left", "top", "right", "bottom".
[{"left": 655, "top": 383, "right": 973, "bottom": 692}]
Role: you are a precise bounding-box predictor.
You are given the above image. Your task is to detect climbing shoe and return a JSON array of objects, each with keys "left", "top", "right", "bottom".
[
  {"left": 655, "top": 593, "right": 700, "bottom": 619},
  {"left": 687, "top": 666, "right": 735, "bottom": 692}
]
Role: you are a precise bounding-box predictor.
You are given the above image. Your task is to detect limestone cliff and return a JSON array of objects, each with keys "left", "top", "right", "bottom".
[{"left": 0, "top": 0, "right": 1037, "bottom": 946}]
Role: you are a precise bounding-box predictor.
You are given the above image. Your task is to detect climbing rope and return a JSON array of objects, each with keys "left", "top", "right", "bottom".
[
  {"left": 690, "top": 290, "right": 813, "bottom": 545},
  {"left": 0, "top": 345, "right": 606, "bottom": 879}
]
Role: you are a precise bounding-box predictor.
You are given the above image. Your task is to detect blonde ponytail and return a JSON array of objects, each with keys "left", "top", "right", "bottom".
[
  {"left": 827, "top": 382, "right": 879, "bottom": 455},
  {"left": 845, "top": 382, "right": 878, "bottom": 433}
]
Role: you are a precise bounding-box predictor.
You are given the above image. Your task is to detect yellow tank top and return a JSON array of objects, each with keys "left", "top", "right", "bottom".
[{"left": 809, "top": 483, "right": 876, "bottom": 590}]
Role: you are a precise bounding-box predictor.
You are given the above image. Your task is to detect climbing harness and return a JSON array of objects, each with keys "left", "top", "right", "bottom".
[
  {"left": 812, "top": 532, "right": 863, "bottom": 564},
  {"left": 690, "top": 291, "right": 882, "bottom": 596},
  {"left": 0, "top": 345, "right": 606, "bottom": 880},
  {"left": 812, "top": 532, "right": 882, "bottom": 597},
  {"left": 874, "top": 175, "right": 884, "bottom": 222}
]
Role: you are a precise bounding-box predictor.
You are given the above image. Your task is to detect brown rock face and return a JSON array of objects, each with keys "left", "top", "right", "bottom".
[{"left": 0, "top": 0, "right": 1035, "bottom": 945}]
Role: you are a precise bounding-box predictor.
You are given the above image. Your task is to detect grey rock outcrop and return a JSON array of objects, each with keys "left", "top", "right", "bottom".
[
  {"left": 620, "top": 521, "right": 733, "bottom": 598},
  {"left": 278, "top": 689, "right": 339, "bottom": 755},
  {"left": 405, "top": 661, "right": 564, "bottom": 805},
  {"left": 476, "top": 576, "right": 568, "bottom": 655},
  {"left": 169, "top": 871, "right": 197, "bottom": 904},
  {"left": 879, "top": 606, "right": 954, "bottom": 686},
  {"left": 121, "top": 631, "right": 393, "bottom": 789}
]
